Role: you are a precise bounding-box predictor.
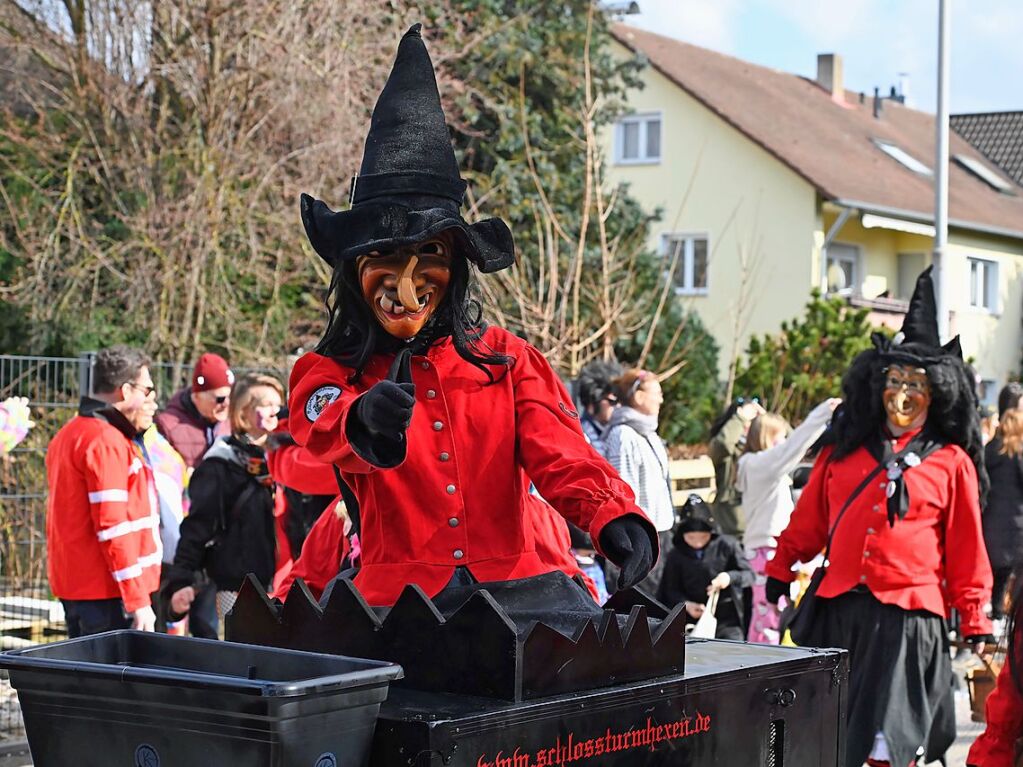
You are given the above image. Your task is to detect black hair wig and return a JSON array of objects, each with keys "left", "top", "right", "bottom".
[
  {"left": 824, "top": 343, "right": 989, "bottom": 502},
  {"left": 314, "top": 252, "right": 511, "bottom": 383}
]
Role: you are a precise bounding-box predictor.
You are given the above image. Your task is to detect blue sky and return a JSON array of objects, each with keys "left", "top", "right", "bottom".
[{"left": 626, "top": 0, "right": 1023, "bottom": 115}]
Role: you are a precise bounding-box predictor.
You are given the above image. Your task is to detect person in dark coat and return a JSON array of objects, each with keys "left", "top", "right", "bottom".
[
  {"left": 154, "top": 352, "right": 235, "bottom": 638},
  {"left": 162, "top": 373, "right": 283, "bottom": 631},
  {"left": 657, "top": 494, "right": 754, "bottom": 640},
  {"left": 983, "top": 407, "right": 1023, "bottom": 619}
]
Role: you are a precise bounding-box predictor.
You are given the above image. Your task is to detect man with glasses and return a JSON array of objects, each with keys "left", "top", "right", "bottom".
[
  {"left": 46, "top": 346, "right": 162, "bottom": 636},
  {"left": 155, "top": 352, "right": 234, "bottom": 638},
  {"left": 156, "top": 353, "right": 234, "bottom": 468}
]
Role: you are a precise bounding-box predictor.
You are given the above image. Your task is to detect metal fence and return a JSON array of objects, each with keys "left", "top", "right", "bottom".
[{"left": 0, "top": 353, "right": 286, "bottom": 742}]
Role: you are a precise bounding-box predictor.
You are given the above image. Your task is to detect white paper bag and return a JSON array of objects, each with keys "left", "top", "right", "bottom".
[{"left": 690, "top": 587, "right": 720, "bottom": 639}]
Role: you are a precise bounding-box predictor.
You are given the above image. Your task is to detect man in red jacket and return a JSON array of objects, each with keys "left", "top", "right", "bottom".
[
  {"left": 47, "top": 346, "right": 162, "bottom": 636},
  {"left": 765, "top": 268, "right": 993, "bottom": 767},
  {"left": 290, "top": 24, "right": 655, "bottom": 616}
]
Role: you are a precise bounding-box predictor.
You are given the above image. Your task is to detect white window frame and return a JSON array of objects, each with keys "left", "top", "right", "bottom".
[
  {"left": 967, "top": 256, "right": 1000, "bottom": 314},
  {"left": 872, "top": 139, "right": 933, "bottom": 176},
  {"left": 614, "top": 112, "right": 663, "bottom": 165},
  {"left": 825, "top": 242, "right": 862, "bottom": 297},
  {"left": 661, "top": 232, "right": 710, "bottom": 296}
]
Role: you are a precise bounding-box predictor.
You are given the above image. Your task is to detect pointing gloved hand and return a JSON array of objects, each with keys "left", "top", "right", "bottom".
[
  {"left": 599, "top": 516, "right": 655, "bottom": 591},
  {"left": 355, "top": 347, "right": 416, "bottom": 441},
  {"left": 765, "top": 577, "right": 790, "bottom": 606},
  {"left": 355, "top": 381, "right": 415, "bottom": 440}
]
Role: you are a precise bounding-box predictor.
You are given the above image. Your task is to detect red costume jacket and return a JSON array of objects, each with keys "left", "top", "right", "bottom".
[
  {"left": 968, "top": 660, "right": 1023, "bottom": 767},
  {"left": 272, "top": 500, "right": 349, "bottom": 600},
  {"left": 288, "top": 326, "right": 651, "bottom": 606},
  {"left": 272, "top": 493, "right": 599, "bottom": 603},
  {"left": 766, "top": 430, "right": 993, "bottom": 637},
  {"left": 267, "top": 417, "right": 341, "bottom": 577},
  {"left": 267, "top": 418, "right": 339, "bottom": 496}
]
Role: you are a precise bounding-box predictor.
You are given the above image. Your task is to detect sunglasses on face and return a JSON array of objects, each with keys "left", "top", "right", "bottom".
[{"left": 126, "top": 382, "right": 157, "bottom": 398}]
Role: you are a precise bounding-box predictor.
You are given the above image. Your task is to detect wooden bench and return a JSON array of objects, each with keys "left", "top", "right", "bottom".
[{"left": 668, "top": 456, "right": 716, "bottom": 511}]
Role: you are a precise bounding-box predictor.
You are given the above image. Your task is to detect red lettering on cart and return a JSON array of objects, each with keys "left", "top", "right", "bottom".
[{"left": 474, "top": 712, "right": 712, "bottom": 767}]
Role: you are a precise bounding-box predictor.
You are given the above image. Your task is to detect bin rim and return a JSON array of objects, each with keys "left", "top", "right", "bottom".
[{"left": 0, "top": 631, "right": 403, "bottom": 698}]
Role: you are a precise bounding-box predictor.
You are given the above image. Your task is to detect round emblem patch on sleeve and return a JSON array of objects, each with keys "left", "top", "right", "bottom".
[{"left": 305, "top": 385, "right": 342, "bottom": 422}]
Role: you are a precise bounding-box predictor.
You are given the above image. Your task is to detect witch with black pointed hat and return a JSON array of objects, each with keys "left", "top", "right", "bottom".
[
  {"left": 287, "top": 25, "right": 657, "bottom": 626},
  {"left": 763, "top": 267, "right": 993, "bottom": 767}
]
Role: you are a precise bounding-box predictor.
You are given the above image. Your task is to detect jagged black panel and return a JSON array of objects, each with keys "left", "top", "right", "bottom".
[{"left": 227, "top": 575, "right": 685, "bottom": 702}]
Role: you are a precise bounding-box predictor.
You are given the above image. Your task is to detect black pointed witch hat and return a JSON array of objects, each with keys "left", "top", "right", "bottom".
[
  {"left": 871, "top": 266, "right": 963, "bottom": 363},
  {"left": 300, "top": 24, "right": 514, "bottom": 273}
]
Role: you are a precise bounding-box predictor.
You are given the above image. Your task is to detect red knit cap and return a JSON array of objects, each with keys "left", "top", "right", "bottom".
[{"left": 192, "top": 353, "right": 235, "bottom": 392}]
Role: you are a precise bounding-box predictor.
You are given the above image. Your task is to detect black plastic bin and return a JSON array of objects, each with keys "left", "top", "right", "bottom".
[{"left": 0, "top": 630, "right": 403, "bottom": 767}]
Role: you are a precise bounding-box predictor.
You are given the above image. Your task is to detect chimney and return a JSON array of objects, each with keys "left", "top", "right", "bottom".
[
  {"left": 873, "top": 86, "right": 882, "bottom": 119},
  {"left": 816, "top": 53, "right": 844, "bottom": 104},
  {"left": 898, "top": 72, "right": 911, "bottom": 106}
]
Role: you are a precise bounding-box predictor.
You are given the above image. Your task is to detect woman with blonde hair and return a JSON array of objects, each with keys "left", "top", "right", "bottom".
[
  {"left": 604, "top": 368, "right": 674, "bottom": 594},
  {"left": 982, "top": 407, "right": 1023, "bottom": 621},
  {"left": 737, "top": 398, "right": 840, "bottom": 643},
  {"left": 164, "top": 372, "right": 284, "bottom": 630}
]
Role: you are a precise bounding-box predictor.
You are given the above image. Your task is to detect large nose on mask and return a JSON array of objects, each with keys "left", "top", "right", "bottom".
[{"left": 396, "top": 254, "right": 421, "bottom": 312}]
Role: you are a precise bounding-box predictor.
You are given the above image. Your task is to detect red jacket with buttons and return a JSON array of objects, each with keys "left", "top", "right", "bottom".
[
  {"left": 766, "top": 431, "right": 993, "bottom": 637},
  {"left": 288, "top": 327, "right": 653, "bottom": 607},
  {"left": 46, "top": 401, "right": 162, "bottom": 612},
  {"left": 272, "top": 492, "right": 600, "bottom": 603}
]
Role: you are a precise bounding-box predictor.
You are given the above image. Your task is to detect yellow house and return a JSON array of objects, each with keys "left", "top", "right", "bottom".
[{"left": 607, "top": 24, "right": 1023, "bottom": 402}]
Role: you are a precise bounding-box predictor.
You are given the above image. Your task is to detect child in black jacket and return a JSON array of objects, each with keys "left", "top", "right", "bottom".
[{"left": 657, "top": 494, "right": 754, "bottom": 640}]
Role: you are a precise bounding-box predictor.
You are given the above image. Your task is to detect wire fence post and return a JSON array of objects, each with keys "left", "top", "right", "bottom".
[{"left": 77, "top": 351, "right": 96, "bottom": 400}]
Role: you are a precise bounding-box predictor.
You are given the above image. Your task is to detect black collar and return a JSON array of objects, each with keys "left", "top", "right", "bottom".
[
  {"left": 180, "top": 389, "right": 204, "bottom": 422},
  {"left": 78, "top": 396, "right": 139, "bottom": 440}
]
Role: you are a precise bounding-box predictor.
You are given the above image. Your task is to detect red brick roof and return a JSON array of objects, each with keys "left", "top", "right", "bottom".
[{"left": 613, "top": 24, "right": 1023, "bottom": 240}]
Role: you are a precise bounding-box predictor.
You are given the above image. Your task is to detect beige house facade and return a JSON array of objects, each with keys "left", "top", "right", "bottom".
[{"left": 606, "top": 25, "right": 1023, "bottom": 403}]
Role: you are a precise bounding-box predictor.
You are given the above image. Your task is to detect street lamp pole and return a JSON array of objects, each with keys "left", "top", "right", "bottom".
[{"left": 934, "top": 0, "right": 951, "bottom": 342}]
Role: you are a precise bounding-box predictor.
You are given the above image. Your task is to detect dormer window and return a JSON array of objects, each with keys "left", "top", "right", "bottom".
[
  {"left": 615, "top": 113, "right": 662, "bottom": 164},
  {"left": 873, "top": 140, "right": 933, "bottom": 176},
  {"left": 954, "top": 154, "right": 1016, "bottom": 194}
]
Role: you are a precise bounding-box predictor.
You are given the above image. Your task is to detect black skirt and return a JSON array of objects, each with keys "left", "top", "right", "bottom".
[{"left": 806, "top": 589, "right": 955, "bottom": 767}]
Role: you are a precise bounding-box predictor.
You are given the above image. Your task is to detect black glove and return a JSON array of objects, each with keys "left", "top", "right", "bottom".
[
  {"left": 765, "top": 577, "right": 789, "bottom": 606},
  {"left": 355, "top": 380, "right": 415, "bottom": 439},
  {"left": 599, "top": 516, "right": 655, "bottom": 591}
]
